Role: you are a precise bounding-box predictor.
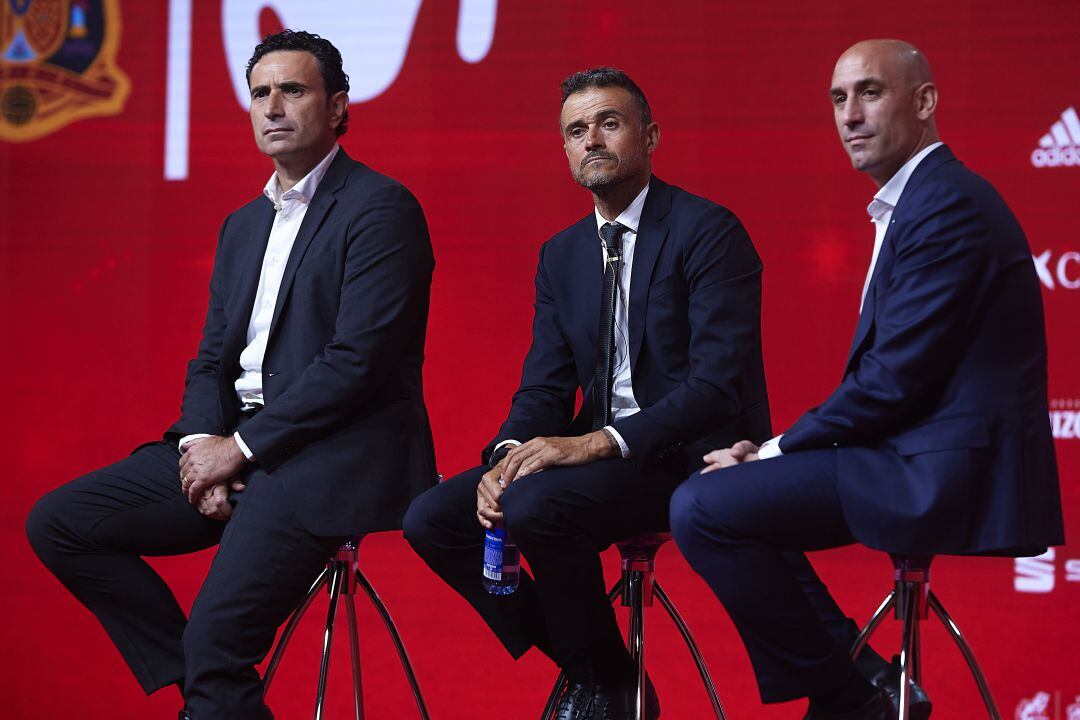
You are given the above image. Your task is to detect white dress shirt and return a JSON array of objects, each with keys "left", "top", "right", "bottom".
[
  {"left": 179, "top": 144, "right": 341, "bottom": 459},
  {"left": 757, "top": 142, "right": 944, "bottom": 460},
  {"left": 495, "top": 182, "right": 650, "bottom": 460}
]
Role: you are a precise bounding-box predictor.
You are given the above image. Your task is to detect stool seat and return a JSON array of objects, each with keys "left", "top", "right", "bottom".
[
  {"left": 853, "top": 553, "right": 1001, "bottom": 720},
  {"left": 541, "top": 531, "right": 727, "bottom": 720},
  {"left": 616, "top": 532, "right": 672, "bottom": 556}
]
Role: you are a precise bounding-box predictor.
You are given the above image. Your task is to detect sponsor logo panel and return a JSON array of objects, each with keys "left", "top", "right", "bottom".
[
  {"left": 1033, "top": 251, "right": 1080, "bottom": 291},
  {"left": 1031, "top": 107, "right": 1080, "bottom": 168},
  {"left": 1013, "top": 692, "right": 1080, "bottom": 720},
  {"left": 1050, "top": 398, "right": 1080, "bottom": 440}
]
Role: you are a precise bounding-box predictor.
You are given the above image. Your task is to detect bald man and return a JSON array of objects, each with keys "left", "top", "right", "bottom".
[{"left": 670, "top": 39, "right": 1063, "bottom": 719}]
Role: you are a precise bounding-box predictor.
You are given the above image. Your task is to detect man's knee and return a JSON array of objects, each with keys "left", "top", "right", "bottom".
[
  {"left": 26, "top": 485, "right": 75, "bottom": 563},
  {"left": 501, "top": 480, "right": 568, "bottom": 545},
  {"left": 402, "top": 485, "right": 453, "bottom": 551},
  {"left": 669, "top": 475, "right": 705, "bottom": 552},
  {"left": 670, "top": 472, "right": 737, "bottom": 560}
]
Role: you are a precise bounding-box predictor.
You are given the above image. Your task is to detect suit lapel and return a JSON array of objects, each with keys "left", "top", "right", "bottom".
[
  {"left": 844, "top": 271, "right": 879, "bottom": 372},
  {"left": 629, "top": 177, "right": 671, "bottom": 369},
  {"left": 266, "top": 150, "right": 352, "bottom": 344},
  {"left": 842, "top": 145, "right": 956, "bottom": 373},
  {"left": 222, "top": 202, "right": 275, "bottom": 366},
  {"left": 574, "top": 217, "right": 603, "bottom": 349}
]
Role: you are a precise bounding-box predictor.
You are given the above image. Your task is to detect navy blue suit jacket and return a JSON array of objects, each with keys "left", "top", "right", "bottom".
[
  {"left": 485, "top": 178, "right": 771, "bottom": 476},
  {"left": 781, "top": 145, "right": 1064, "bottom": 556},
  {"left": 166, "top": 149, "right": 438, "bottom": 535}
]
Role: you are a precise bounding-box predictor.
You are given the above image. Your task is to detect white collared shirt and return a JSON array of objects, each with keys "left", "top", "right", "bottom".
[
  {"left": 758, "top": 142, "right": 944, "bottom": 460},
  {"left": 495, "top": 182, "right": 650, "bottom": 460},
  {"left": 861, "top": 142, "right": 944, "bottom": 310},
  {"left": 593, "top": 182, "right": 650, "bottom": 456},
  {"left": 179, "top": 144, "right": 340, "bottom": 459}
]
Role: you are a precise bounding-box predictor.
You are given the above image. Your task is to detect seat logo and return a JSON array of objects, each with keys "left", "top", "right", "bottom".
[{"left": 0, "top": 0, "right": 129, "bottom": 142}]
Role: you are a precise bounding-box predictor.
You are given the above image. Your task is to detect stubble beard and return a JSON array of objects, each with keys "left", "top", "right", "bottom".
[{"left": 574, "top": 150, "right": 641, "bottom": 194}]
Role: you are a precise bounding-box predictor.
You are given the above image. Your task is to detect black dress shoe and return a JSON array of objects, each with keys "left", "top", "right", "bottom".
[
  {"left": 178, "top": 711, "right": 192, "bottom": 720},
  {"left": 872, "top": 655, "right": 932, "bottom": 719},
  {"left": 555, "top": 683, "right": 596, "bottom": 720},
  {"left": 592, "top": 676, "right": 661, "bottom": 720},
  {"left": 804, "top": 688, "right": 891, "bottom": 719}
]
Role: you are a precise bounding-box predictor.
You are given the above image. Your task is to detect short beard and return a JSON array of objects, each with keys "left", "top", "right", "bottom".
[
  {"left": 575, "top": 168, "right": 619, "bottom": 192},
  {"left": 573, "top": 151, "right": 625, "bottom": 192}
]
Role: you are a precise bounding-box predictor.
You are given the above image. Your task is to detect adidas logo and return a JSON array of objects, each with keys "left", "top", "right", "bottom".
[{"left": 1031, "top": 106, "right": 1080, "bottom": 167}]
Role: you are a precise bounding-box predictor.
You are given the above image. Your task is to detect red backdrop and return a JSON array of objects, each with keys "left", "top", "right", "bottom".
[{"left": 2, "top": 2, "right": 1077, "bottom": 718}]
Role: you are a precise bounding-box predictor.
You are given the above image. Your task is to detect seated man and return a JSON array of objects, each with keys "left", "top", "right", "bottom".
[
  {"left": 671, "top": 39, "right": 1065, "bottom": 720},
  {"left": 26, "top": 30, "right": 437, "bottom": 720},
  {"left": 404, "top": 66, "right": 771, "bottom": 719}
]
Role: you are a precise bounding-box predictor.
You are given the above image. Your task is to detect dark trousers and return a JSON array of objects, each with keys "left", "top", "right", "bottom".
[
  {"left": 25, "top": 440, "right": 344, "bottom": 720},
  {"left": 670, "top": 449, "right": 881, "bottom": 704},
  {"left": 404, "top": 458, "right": 878, "bottom": 686}
]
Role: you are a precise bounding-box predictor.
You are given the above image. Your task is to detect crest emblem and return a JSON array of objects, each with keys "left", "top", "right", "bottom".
[{"left": 0, "top": 0, "right": 129, "bottom": 141}]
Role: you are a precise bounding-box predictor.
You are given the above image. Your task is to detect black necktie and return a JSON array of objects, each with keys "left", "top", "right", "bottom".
[{"left": 593, "top": 222, "right": 626, "bottom": 430}]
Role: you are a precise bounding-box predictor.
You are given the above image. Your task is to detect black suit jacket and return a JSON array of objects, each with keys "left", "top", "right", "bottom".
[
  {"left": 166, "top": 149, "right": 438, "bottom": 535},
  {"left": 485, "top": 177, "right": 771, "bottom": 476},
  {"left": 781, "top": 145, "right": 1064, "bottom": 556}
]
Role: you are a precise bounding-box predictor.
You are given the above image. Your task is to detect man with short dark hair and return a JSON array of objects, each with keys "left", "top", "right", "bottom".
[
  {"left": 26, "top": 30, "right": 436, "bottom": 720},
  {"left": 671, "top": 39, "right": 1064, "bottom": 720},
  {"left": 404, "top": 67, "right": 771, "bottom": 718}
]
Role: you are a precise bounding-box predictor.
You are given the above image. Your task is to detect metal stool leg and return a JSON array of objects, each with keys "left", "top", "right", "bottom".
[
  {"left": 851, "top": 591, "right": 895, "bottom": 660},
  {"left": 928, "top": 592, "right": 1001, "bottom": 720},
  {"left": 264, "top": 568, "right": 330, "bottom": 694},
  {"left": 653, "top": 582, "right": 727, "bottom": 720},
  {"left": 344, "top": 591, "right": 365, "bottom": 720},
  {"left": 625, "top": 570, "right": 646, "bottom": 720},
  {"left": 354, "top": 566, "right": 431, "bottom": 720},
  {"left": 540, "top": 580, "right": 622, "bottom": 720},
  {"left": 898, "top": 583, "right": 918, "bottom": 720},
  {"left": 314, "top": 561, "right": 345, "bottom": 720}
]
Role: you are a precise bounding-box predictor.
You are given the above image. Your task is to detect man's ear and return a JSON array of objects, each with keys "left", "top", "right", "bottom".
[
  {"left": 914, "top": 82, "right": 937, "bottom": 121},
  {"left": 646, "top": 123, "right": 660, "bottom": 154},
  {"left": 329, "top": 90, "right": 349, "bottom": 129}
]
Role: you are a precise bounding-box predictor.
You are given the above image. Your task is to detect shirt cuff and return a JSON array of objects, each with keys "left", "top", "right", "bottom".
[
  {"left": 757, "top": 434, "right": 784, "bottom": 459},
  {"left": 233, "top": 431, "right": 255, "bottom": 461},
  {"left": 494, "top": 439, "right": 521, "bottom": 452},
  {"left": 603, "top": 425, "right": 631, "bottom": 458},
  {"left": 177, "top": 433, "right": 211, "bottom": 452}
]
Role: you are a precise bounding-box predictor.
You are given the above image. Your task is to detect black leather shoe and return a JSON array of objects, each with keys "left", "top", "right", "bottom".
[
  {"left": 804, "top": 688, "right": 891, "bottom": 719},
  {"left": 178, "top": 711, "right": 192, "bottom": 720},
  {"left": 592, "top": 676, "right": 661, "bottom": 720},
  {"left": 872, "top": 655, "right": 932, "bottom": 719},
  {"left": 555, "top": 683, "right": 596, "bottom": 720}
]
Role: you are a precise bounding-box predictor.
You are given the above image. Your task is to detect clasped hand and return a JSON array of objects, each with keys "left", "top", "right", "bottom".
[
  {"left": 179, "top": 436, "right": 250, "bottom": 520},
  {"left": 475, "top": 431, "right": 618, "bottom": 529},
  {"left": 700, "top": 439, "right": 760, "bottom": 473}
]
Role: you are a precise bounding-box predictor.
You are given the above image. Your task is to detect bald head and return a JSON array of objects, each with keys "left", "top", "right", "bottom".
[
  {"left": 830, "top": 39, "right": 940, "bottom": 186},
  {"left": 839, "top": 39, "right": 934, "bottom": 89}
]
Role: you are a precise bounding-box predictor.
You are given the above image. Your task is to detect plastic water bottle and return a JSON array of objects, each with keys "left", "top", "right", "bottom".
[{"left": 482, "top": 525, "right": 520, "bottom": 595}]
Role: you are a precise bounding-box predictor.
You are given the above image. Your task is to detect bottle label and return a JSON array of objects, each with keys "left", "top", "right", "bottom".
[{"left": 482, "top": 528, "right": 504, "bottom": 581}]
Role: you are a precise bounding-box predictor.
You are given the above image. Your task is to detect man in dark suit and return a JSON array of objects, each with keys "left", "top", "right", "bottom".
[
  {"left": 404, "top": 67, "right": 771, "bottom": 718},
  {"left": 25, "top": 30, "right": 436, "bottom": 720},
  {"left": 671, "top": 39, "right": 1065, "bottom": 720}
]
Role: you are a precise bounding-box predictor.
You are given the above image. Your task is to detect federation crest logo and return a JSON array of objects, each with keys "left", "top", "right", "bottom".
[
  {"left": 1015, "top": 691, "right": 1052, "bottom": 720},
  {"left": 0, "top": 0, "right": 129, "bottom": 141}
]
